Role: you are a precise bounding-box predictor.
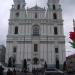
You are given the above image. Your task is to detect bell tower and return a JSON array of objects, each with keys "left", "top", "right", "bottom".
[
  {"left": 46, "top": 0, "right": 65, "bottom": 69},
  {"left": 47, "top": 0, "right": 62, "bottom": 20},
  {"left": 13, "top": 0, "right": 26, "bottom": 9},
  {"left": 47, "top": 0, "right": 60, "bottom": 10},
  {"left": 10, "top": 0, "right": 26, "bottom": 19}
]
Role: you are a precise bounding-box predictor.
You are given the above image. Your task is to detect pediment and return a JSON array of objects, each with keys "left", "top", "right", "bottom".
[{"left": 27, "top": 5, "right": 45, "bottom": 11}]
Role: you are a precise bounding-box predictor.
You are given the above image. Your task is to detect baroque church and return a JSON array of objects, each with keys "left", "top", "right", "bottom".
[{"left": 5, "top": 0, "right": 66, "bottom": 69}]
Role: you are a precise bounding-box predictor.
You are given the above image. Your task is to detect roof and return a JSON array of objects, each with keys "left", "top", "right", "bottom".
[
  {"left": 27, "top": 5, "right": 45, "bottom": 11},
  {"left": 66, "top": 54, "right": 75, "bottom": 59}
]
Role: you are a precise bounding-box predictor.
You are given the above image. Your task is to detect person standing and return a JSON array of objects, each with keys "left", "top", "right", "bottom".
[
  {"left": 7, "top": 69, "right": 13, "bottom": 75},
  {"left": 13, "top": 69, "right": 16, "bottom": 75},
  {"left": 0, "top": 65, "right": 4, "bottom": 75},
  {"left": 7, "top": 69, "right": 10, "bottom": 75}
]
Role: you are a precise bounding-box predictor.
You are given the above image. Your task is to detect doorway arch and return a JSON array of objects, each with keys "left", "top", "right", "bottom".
[{"left": 33, "top": 57, "right": 39, "bottom": 64}]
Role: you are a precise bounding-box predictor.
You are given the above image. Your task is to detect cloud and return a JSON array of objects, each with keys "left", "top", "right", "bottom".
[{"left": 0, "top": 0, "right": 13, "bottom": 45}]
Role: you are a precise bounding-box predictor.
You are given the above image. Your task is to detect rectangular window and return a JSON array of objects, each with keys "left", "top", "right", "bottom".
[
  {"left": 14, "top": 26, "right": 18, "bottom": 34},
  {"left": 55, "top": 48, "right": 58, "bottom": 53},
  {"left": 35, "top": 13, "right": 37, "bottom": 18},
  {"left": 34, "top": 44, "right": 38, "bottom": 52},
  {"left": 54, "top": 27, "right": 58, "bottom": 35},
  {"left": 53, "top": 4, "right": 56, "bottom": 10},
  {"left": 13, "top": 47, "right": 17, "bottom": 53},
  {"left": 17, "top": 4, "right": 20, "bottom": 10},
  {"left": 53, "top": 13, "right": 57, "bottom": 19}
]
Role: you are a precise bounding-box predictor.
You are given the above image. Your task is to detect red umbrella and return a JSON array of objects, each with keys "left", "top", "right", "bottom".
[
  {"left": 69, "top": 32, "right": 75, "bottom": 48},
  {"left": 69, "top": 32, "right": 75, "bottom": 41}
]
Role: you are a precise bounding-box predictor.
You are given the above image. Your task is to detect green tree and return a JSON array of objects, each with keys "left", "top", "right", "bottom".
[{"left": 69, "top": 41, "right": 75, "bottom": 48}]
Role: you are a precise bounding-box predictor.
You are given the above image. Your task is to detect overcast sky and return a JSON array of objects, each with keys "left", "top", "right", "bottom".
[{"left": 0, "top": 0, "right": 75, "bottom": 56}]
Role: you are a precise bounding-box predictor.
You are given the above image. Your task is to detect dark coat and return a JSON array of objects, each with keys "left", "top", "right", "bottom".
[
  {"left": 0, "top": 66, "right": 4, "bottom": 75},
  {"left": 13, "top": 69, "right": 16, "bottom": 75},
  {"left": 7, "top": 69, "right": 13, "bottom": 75}
]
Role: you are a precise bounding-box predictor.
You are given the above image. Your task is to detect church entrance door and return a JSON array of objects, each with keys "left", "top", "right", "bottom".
[{"left": 33, "top": 57, "right": 39, "bottom": 65}]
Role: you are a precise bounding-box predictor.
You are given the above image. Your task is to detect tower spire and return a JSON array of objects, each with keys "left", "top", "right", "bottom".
[
  {"left": 35, "top": 0, "right": 37, "bottom": 6},
  {"left": 73, "top": 19, "right": 75, "bottom": 32}
]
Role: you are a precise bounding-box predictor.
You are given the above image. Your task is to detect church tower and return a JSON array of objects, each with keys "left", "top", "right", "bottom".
[
  {"left": 47, "top": 0, "right": 62, "bottom": 20},
  {"left": 46, "top": 0, "right": 66, "bottom": 68},
  {"left": 5, "top": 0, "right": 66, "bottom": 69},
  {"left": 10, "top": 0, "right": 26, "bottom": 19},
  {"left": 5, "top": 0, "right": 26, "bottom": 68}
]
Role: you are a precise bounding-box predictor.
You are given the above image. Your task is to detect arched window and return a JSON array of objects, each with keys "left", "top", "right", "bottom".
[
  {"left": 17, "top": 4, "right": 20, "bottom": 10},
  {"left": 53, "top": 13, "right": 57, "bottom": 19},
  {"left": 13, "top": 47, "right": 17, "bottom": 53},
  {"left": 35, "top": 13, "right": 37, "bottom": 18},
  {"left": 54, "top": 27, "right": 58, "bottom": 35},
  {"left": 8, "top": 57, "right": 15, "bottom": 67},
  {"left": 33, "top": 25, "right": 39, "bottom": 36},
  {"left": 53, "top": 4, "right": 56, "bottom": 10},
  {"left": 56, "top": 58, "right": 59, "bottom": 69},
  {"left": 14, "top": 26, "right": 18, "bottom": 34},
  {"left": 55, "top": 48, "right": 58, "bottom": 53},
  {"left": 33, "top": 57, "right": 39, "bottom": 64}
]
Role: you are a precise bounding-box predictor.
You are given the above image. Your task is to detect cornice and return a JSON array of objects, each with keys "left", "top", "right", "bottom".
[
  {"left": 7, "top": 40, "right": 65, "bottom": 44},
  {"left": 7, "top": 35, "right": 65, "bottom": 43},
  {"left": 9, "top": 19, "right": 63, "bottom": 25}
]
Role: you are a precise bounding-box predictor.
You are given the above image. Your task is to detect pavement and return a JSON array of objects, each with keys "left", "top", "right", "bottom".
[
  {"left": 3, "top": 71, "right": 75, "bottom": 75},
  {"left": 4, "top": 72, "right": 32, "bottom": 75}
]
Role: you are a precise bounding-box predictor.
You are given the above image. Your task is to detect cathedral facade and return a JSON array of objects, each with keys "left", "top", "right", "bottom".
[{"left": 5, "top": 0, "right": 66, "bottom": 69}]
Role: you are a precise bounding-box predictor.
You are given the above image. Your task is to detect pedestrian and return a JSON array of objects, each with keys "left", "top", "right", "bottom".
[
  {"left": 36, "top": 68, "right": 38, "bottom": 75},
  {"left": 0, "top": 65, "right": 4, "bottom": 75},
  {"left": 32, "top": 68, "right": 35, "bottom": 75},
  {"left": 7, "top": 69, "right": 10, "bottom": 75},
  {"left": 7, "top": 69, "right": 13, "bottom": 75},
  {"left": 13, "top": 69, "right": 16, "bottom": 75}
]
